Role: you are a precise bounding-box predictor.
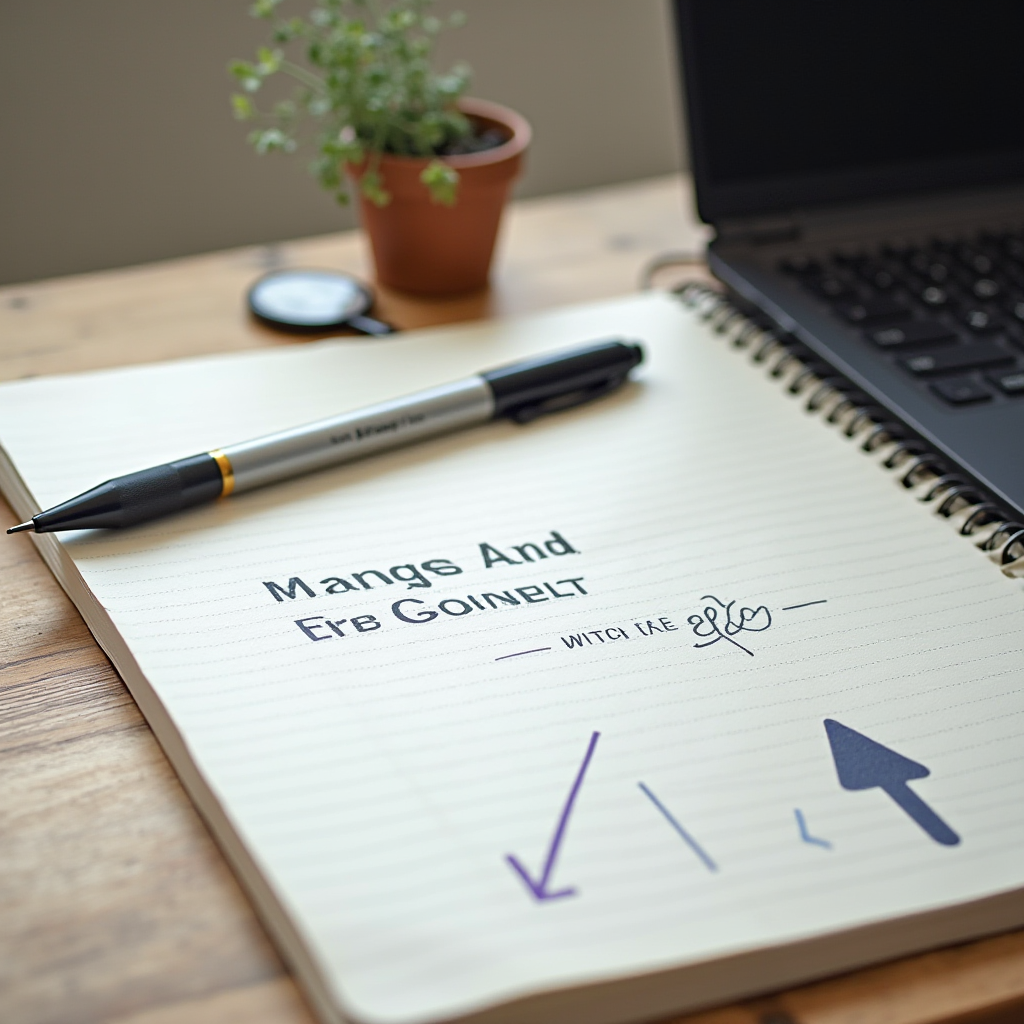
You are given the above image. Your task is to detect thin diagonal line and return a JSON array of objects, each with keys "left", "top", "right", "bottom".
[
  {"left": 639, "top": 782, "right": 718, "bottom": 872},
  {"left": 539, "top": 731, "right": 600, "bottom": 887},
  {"left": 782, "top": 599, "right": 828, "bottom": 611},
  {"left": 494, "top": 647, "right": 552, "bottom": 661}
]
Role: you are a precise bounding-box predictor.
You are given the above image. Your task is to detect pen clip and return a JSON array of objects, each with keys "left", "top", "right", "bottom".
[{"left": 508, "top": 372, "right": 630, "bottom": 424}]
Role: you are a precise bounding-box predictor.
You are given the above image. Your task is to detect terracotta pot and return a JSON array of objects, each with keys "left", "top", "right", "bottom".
[{"left": 350, "top": 98, "right": 530, "bottom": 296}]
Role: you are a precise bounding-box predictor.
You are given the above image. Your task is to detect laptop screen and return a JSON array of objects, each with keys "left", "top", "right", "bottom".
[{"left": 675, "top": 0, "right": 1024, "bottom": 223}]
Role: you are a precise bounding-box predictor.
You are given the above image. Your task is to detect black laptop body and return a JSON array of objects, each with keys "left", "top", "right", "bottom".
[{"left": 673, "top": 0, "right": 1024, "bottom": 519}]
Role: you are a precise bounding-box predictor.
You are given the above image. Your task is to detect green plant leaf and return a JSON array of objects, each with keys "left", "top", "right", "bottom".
[
  {"left": 231, "top": 0, "right": 473, "bottom": 204},
  {"left": 250, "top": 0, "right": 283, "bottom": 19},
  {"left": 360, "top": 169, "right": 391, "bottom": 207},
  {"left": 312, "top": 154, "right": 342, "bottom": 190},
  {"left": 249, "top": 127, "right": 296, "bottom": 153},
  {"left": 256, "top": 47, "right": 283, "bottom": 74},
  {"left": 229, "top": 60, "right": 263, "bottom": 93},
  {"left": 231, "top": 94, "right": 256, "bottom": 120},
  {"left": 420, "top": 159, "right": 459, "bottom": 206}
]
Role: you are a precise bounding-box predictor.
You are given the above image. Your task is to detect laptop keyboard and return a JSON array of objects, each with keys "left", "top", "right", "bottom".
[{"left": 780, "top": 231, "right": 1024, "bottom": 405}]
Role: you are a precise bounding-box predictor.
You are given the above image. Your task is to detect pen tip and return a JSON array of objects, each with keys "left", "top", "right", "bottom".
[{"left": 7, "top": 521, "right": 34, "bottom": 534}]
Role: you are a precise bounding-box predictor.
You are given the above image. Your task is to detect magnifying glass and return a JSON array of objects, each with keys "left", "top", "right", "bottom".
[{"left": 247, "top": 269, "right": 397, "bottom": 336}]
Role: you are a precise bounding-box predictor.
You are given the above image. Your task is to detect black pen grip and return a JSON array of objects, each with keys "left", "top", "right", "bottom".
[
  {"left": 482, "top": 339, "right": 642, "bottom": 420},
  {"left": 32, "top": 454, "right": 223, "bottom": 532}
]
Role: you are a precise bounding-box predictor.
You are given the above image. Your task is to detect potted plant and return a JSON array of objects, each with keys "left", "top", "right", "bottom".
[{"left": 230, "top": 0, "right": 531, "bottom": 296}]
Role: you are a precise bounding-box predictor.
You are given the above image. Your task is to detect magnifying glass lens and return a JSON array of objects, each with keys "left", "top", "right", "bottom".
[
  {"left": 249, "top": 270, "right": 369, "bottom": 328},
  {"left": 247, "top": 269, "right": 396, "bottom": 336}
]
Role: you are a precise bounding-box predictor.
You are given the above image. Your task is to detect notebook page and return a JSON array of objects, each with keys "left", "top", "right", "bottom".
[{"left": 1, "top": 292, "right": 1023, "bottom": 1024}]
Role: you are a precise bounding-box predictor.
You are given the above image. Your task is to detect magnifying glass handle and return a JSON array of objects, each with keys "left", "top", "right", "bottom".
[{"left": 347, "top": 313, "right": 398, "bottom": 336}]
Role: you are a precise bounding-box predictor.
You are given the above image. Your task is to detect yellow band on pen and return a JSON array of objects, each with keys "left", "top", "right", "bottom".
[{"left": 208, "top": 448, "right": 236, "bottom": 498}]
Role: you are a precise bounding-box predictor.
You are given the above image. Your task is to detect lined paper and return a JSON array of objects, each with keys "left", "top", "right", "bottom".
[{"left": 1, "top": 293, "right": 1023, "bottom": 1024}]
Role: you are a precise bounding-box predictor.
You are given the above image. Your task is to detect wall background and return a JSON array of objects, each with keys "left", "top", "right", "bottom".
[{"left": 0, "top": 0, "right": 687, "bottom": 286}]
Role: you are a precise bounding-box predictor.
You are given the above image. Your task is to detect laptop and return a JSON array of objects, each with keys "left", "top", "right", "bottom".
[{"left": 672, "top": 0, "right": 1024, "bottom": 520}]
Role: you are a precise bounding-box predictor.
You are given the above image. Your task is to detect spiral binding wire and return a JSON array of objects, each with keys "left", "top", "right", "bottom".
[{"left": 675, "top": 282, "right": 1024, "bottom": 578}]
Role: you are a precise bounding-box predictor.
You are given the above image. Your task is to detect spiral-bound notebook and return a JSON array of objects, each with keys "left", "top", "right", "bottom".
[{"left": 1, "top": 289, "right": 1024, "bottom": 1024}]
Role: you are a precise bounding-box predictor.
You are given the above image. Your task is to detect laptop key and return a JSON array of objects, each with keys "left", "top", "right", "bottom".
[
  {"left": 859, "top": 263, "right": 898, "bottom": 290},
  {"left": 899, "top": 341, "right": 1015, "bottom": 376},
  {"left": 838, "top": 297, "right": 912, "bottom": 325},
  {"left": 1004, "top": 237, "right": 1024, "bottom": 262},
  {"left": 972, "top": 278, "right": 1001, "bottom": 299},
  {"left": 909, "top": 253, "right": 951, "bottom": 282},
  {"left": 919, "top": 285, "right": 950, "bottom": 307},
  {"left": 868, "top": 320, "right": 956, "bottom": 348},
  {"left": 1003, "top": 262, "right": 1024, "bottom": 288},
  {"left": 961, "top": 309, "right": 1005, "bottom": 334},
  {"left": 806, "top": 274, "right": 857, "bottom": 301},
  {"left": 956, "top": 244, "right": 988, "bottom": 270},
  {"left": 989, "top": 369, "right": 1024, "bottom": 396},
  {"left": 780, "top": 256, "right": 821, "bottom": 276},
  {"left": 1006, "top": 298, "right": 1024, "bottom": 324},
  {"left": 967, "top": 254, "right": 995, "bottom": 276},
  {"left": 930, "top": 376, "right": 993, "bottom": 405}
]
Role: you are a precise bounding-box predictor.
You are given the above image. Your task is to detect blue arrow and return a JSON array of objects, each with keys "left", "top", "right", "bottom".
[{"left": 824, "top": 719, "right": 960, "bottom": 847}]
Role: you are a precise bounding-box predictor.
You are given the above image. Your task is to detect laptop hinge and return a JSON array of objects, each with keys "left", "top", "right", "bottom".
[{"left": 715, "top": 214, "right": 801, "bottom": 245}]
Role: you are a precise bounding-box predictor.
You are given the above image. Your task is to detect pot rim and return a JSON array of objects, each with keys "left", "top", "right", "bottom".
[{"left": 369, "top": 97, "right": 531, "bottom": 170}]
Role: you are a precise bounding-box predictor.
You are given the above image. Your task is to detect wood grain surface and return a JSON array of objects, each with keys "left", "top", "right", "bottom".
[{"left": 1, "top": 175, "right": 1022, "bottom": 1024}]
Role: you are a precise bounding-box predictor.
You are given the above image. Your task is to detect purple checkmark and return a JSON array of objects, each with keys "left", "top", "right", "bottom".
[{"left": 506, "top": 731, "right": 600, "bottom": 902}]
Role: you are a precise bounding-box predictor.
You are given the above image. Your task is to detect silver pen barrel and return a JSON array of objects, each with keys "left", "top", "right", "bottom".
[
  {"left": 219, "top": 375, "right": 495, "bottom": 493},
  {"left": 14, "top": 339, "right": 641, "bottom": 535}
]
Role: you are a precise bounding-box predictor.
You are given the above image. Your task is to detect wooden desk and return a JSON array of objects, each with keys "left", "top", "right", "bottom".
[{"left": 1, "top": 174, "right": 1022, "bottom": 1024}]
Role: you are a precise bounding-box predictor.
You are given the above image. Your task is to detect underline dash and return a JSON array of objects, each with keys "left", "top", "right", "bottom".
[
  {"left": 782, "top": 599, "right": 828, "bottom": 611},
  {"left": 495, "top": 647, "right": 553, "bottom": 661}
]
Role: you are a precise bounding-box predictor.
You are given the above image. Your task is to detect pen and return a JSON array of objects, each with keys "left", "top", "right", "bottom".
[{"left": 8, "top": 339, "right": 643, "bottom": 535}]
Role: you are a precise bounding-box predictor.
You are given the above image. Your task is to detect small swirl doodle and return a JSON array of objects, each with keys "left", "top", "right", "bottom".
[{"left": 688, "top": 595, "right": 772, "bottom": 656}]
